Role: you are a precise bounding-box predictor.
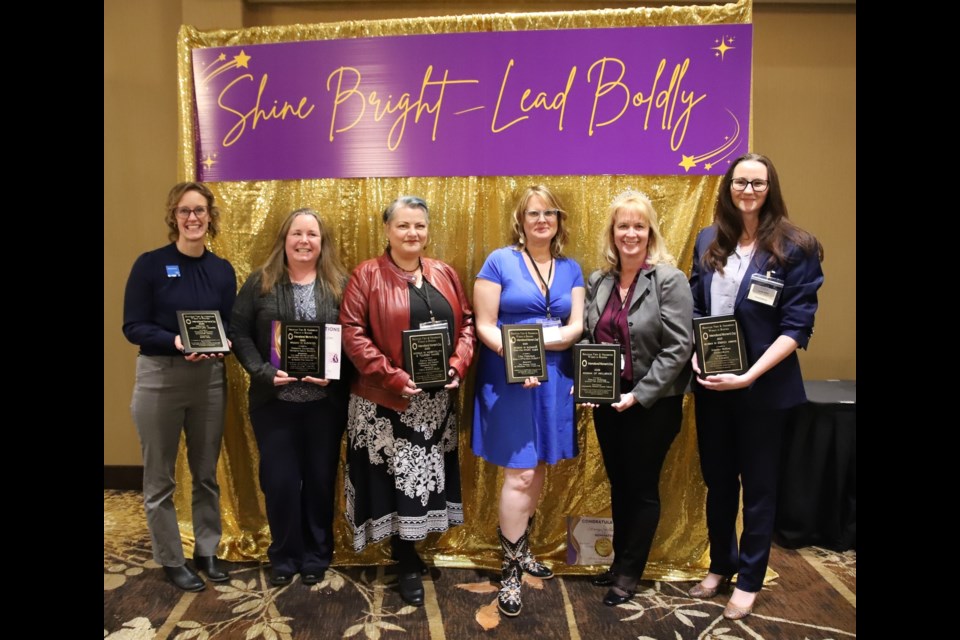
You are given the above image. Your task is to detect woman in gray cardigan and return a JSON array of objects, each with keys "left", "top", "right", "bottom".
[
  {"left": 231, "top": 208, "right": 349, "bottom": 587},
  {"left": 581, "top": 191, "right": 693, "bottom": 606}
]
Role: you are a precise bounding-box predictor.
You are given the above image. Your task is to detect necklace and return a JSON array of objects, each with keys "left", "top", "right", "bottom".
[{"left": 389, "top": 250, "right": 421, "bottom": 273}]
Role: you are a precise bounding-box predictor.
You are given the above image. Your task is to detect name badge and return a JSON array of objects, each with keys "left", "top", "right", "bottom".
[
  {"left": 537, "top": 317, "right": 563, "bottom": 344},
  {"left": 419, "top": 319, "right": 451, "bottom": 345},
  {"left": 747, "top": 272, "right": 783, "bottom": 307},
  {"left": 165, "top": 265, "right": 181, "bottom": 278}
]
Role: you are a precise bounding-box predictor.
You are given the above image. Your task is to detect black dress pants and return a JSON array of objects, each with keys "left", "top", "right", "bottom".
[
  {"left": 593, "top": 394, "right": 683, "bottom": 583},
  {"left": 251, "top": 398, "right": 345, "bottom": 575}
]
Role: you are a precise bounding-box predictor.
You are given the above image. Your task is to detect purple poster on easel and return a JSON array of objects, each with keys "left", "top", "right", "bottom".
[{"left": 191, "top": 24, "right": 752, "bottom": 180}]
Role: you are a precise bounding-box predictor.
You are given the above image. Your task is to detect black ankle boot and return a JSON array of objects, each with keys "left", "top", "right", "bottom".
[
  {"left": 193, "top": 555, "right": 229, "bottom": 582},
  {"left": 164, "top": 564, "right": 205, "bottom": 592}
]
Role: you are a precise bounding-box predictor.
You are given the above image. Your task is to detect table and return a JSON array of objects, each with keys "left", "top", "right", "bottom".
[{"left": 775, "top": 380, "right": 856, "bottom": 551}]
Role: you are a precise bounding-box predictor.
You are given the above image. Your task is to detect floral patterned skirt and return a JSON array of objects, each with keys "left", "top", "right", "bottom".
[{"left": 344, "top": 392, "right": 463, "bottom": 552}]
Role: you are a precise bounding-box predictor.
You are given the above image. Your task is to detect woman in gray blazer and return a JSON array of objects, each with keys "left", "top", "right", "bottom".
[{"left": 581, "top": 190, "right": 694, "bottom": 606}]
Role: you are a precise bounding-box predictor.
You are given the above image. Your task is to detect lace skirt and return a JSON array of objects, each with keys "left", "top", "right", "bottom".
[{"left": 344, "top": 391, "right": 463, "bottom": 552}]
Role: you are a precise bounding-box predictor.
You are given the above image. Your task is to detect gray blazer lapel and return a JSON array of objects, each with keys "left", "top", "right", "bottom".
[
  {"left": 628, "top": 269, "right": 653, "bottom": 312},
  {"left": 594, "top": 274, "right": 614, "bottom": 316}
]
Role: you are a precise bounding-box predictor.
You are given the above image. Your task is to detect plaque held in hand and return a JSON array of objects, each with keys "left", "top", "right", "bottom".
[
  {"left": 693, "top": 315, "right": 748, "bottom": 377},
  {"left": 402, "top": 328, "right": 451, "bottom": 389},
  {"left": 176, "top": 310, "right": 229, "bottom": 354},
  {"left": 271, "top": 321, "right": 324, "bottom": 378},
  {"left": 501, "top": 323, "right": 548, "bottom": 383},
  {"left": 573, "top": 344, "right": 621, "bottom": 404}
]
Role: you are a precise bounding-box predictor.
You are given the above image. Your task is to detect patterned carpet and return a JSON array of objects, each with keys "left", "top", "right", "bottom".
[{"left": 104, "top": 490, "right": 855, "bottom": 639}]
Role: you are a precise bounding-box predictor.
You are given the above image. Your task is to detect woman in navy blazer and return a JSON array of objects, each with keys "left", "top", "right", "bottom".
[{"left": 688, "top": 153, "right": 823, "bottom": 620}]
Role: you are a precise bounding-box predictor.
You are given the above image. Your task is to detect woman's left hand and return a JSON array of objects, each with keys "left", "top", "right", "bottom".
[
  {"left": 696, "top": 373, "right": 751, "bottom": 391},
  {"left": 302, "top": 376, "right": 331, "bottom": 387},
  {"left": 443, "top": 370, "right": 460, "bottom": 390},
  {"left": 610, "top": 393, "right": 637, "bottom": 412}
]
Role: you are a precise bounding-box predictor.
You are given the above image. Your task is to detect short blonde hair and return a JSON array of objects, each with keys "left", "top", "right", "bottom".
[{"left": 600, "top": 191, "right": 676, "bottom": 273}]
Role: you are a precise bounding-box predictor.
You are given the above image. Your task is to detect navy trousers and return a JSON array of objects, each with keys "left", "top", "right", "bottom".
[{"left": 694, "top": 389, "right": 787, "bottom": 593}]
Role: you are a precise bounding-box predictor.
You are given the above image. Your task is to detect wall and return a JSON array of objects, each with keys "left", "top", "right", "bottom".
[{"left": 104, "top": 0, "right": 856, "bottom": 465}]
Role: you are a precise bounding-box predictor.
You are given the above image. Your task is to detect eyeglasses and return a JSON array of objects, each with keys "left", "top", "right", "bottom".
[
  {"left": 175, "top": 206, "right": 209, "bottom": 219},
  {"left": 731, "top": 178, "right": 769, "bottom": 193},
  {"left": 524, "top": 209, "right": 559, "bottom": 220}
]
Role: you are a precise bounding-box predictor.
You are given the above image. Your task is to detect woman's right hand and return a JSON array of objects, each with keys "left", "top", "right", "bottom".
[
  {"left": 273, "top": 370, "right": 298, "bottom": 386},
  {"left": 522, "top": 376, "right": 541, "bottom": 389},
  {"left": 400, "top": 379, "right": 423, "bottom": 400},
  {"left": 691, "top": 352, "right": 701, "bottom": 375}
]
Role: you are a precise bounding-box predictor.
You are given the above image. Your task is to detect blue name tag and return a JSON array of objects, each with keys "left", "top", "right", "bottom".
[{"left": 165, "top": 265, "right": 181, "bottom": 278}]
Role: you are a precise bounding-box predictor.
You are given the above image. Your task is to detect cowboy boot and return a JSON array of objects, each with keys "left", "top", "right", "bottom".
[
  {"left": 519, "top": 515, "right": 554, "bottom": 579},
  {"left": 497, "top": 527, "right": 524, "bottom": 617}
]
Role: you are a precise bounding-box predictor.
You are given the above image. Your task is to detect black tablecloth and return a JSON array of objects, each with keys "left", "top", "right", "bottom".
[{"left": 775, "top": 380, "right": 856, "bottom": 551}]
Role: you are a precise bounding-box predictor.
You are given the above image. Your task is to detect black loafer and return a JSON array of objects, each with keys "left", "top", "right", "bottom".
[
  {"left": 270, "top": 570, "right": 293, "bottom": 587},
  {"left": 398, "top": 572, "right": 425, "bottom": 606},
  {"left": 164, "top": 564, "right": 205, "bottom": 592},
  {"left": 301, "top": 570, "right": 326, "bottom": 586},
  {"left": 603, "top": 587, "right": 635, "bottom": 607},
  {"left": 592, "top": 570, "right": 616, "bottom": 587},
  {"left": 194, "top": 555, "right": 230, "bottom": 582}
]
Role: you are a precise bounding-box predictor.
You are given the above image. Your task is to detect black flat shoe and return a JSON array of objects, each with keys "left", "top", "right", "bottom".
[
  {"left": 398, "top": 572, "right": 425, "bottom": 606},
  {"left": 301, "top": 570, "right": 326, "bottom": 586},
  {"left": 603, "top": 587, "right": 635, "bottom": 607},
  {"left": 270, "top": 571, "right": 293, "bottom": 587},
  {"left": 193, "top": 555, "right": 230, "bottom": 582},
  {"left": 164, "top": 564, "right": 205, "bottom": 592},
  {"left": 592, "top": 570, "right": 616, "bottom": 587}
]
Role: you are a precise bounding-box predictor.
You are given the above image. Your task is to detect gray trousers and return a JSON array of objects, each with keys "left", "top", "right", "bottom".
[{"left": 130, "top": 355, "right": 226, "bottom": 567}]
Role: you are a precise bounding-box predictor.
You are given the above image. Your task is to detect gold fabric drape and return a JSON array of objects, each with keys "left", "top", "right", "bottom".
[{"left": 173, "top": 1, "right": 752, "bottom": 579}]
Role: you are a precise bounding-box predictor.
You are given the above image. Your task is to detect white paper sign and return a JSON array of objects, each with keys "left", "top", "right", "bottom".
[{"left": 324, "top": 323, "right": 342, "bottom": 380}]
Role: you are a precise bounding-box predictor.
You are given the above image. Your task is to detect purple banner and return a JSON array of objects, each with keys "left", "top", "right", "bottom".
[{"left": 192, "top": 24, "right": 752, "bottom": 180}]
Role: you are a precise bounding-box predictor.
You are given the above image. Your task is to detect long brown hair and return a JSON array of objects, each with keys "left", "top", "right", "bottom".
[
  {"left": 510, "top": 185, "right": 569, "bottom": 258},
  {"left": 703, "top": 153, "right": 823, "bottom": 273},
  {"left": 257, "top": 208, "right": 348, "bottom": 299}
]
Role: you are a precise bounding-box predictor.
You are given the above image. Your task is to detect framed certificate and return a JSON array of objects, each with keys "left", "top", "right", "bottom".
[
  {"left": 573, "top": 343, "right": 621, "bottom": 403},
  {"left": 693, "top": 315, "right": 748, "bottom": 377},
  {"left": 501, "top": 323, "right": 548, "bottom": 383},
  {"left": 176, "top": 310, "right": 229, "bottom": 354},
  {"left": 402, "top": 327, "right": 450, "bottom": 389}
]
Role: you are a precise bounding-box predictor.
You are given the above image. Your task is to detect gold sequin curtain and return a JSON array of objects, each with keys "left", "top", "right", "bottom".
[{"left": 173, "top": 0, "right": 752, "bottom": 579}]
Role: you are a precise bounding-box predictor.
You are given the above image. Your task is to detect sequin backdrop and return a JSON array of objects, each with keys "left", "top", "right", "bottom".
[{"left": 173, "top": 0, "right": 752, "bottom": 578}]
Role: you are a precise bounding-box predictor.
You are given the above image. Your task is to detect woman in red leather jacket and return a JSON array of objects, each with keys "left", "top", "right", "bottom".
[{"left": 339, "top": 196, "right": 475, "bottom": 607}]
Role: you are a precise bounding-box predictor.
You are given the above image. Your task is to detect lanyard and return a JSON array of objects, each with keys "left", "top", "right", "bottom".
[
  {"left": 524, "top": 247, "right": 554, "bottom": 318},
  {"left": 410, "top": 277, "right": 436, "bottom": 321}
]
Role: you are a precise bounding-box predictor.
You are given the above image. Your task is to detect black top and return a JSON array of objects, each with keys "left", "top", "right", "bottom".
[
  {"left": 123, "top": 243, "right": 237, "bottom": 356},
  {"left": 408, "top": 278, "right": 454, "bottom": 333}
]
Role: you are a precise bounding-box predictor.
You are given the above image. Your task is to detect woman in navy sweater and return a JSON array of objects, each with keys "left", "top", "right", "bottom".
[{"left": 123, "top": 182, "right": 236, "bottom": 592}]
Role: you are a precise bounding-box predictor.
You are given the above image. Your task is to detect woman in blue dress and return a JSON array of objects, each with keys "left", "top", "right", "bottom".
[{"left": 472, "top": 185, "right": 585, "bottom": 617}]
